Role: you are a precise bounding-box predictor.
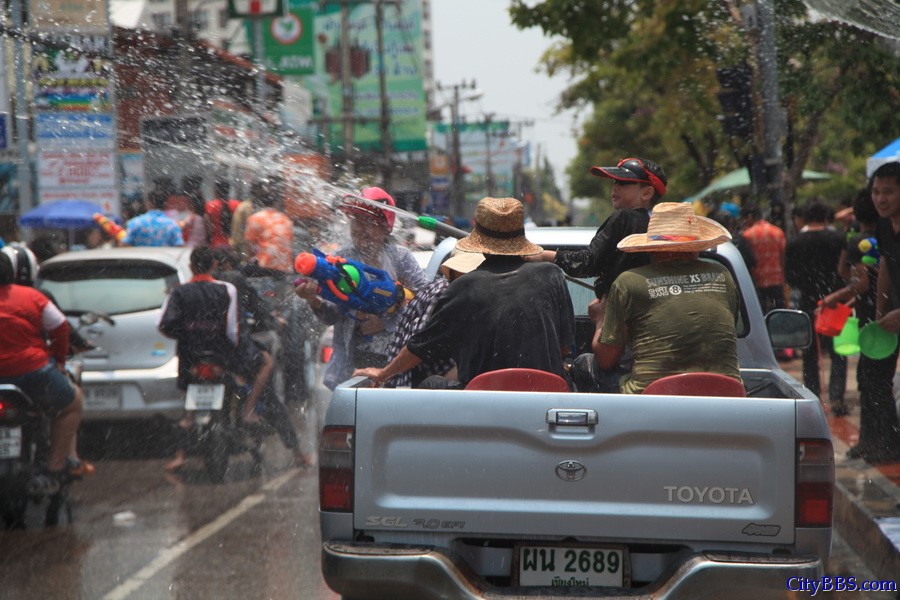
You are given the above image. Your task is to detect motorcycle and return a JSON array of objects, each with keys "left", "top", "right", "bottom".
[
  {"left": 0, "top": 312, "right": 105, "bottom": 528},
  {"left": 181, "top": 350, "right": 267, "bottom": 483}
]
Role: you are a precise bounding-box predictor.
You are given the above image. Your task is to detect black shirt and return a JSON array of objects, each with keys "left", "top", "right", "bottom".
[
  {"left": 845, "top": 233, "right": 877, "bottom": 324},
  {"left": 876, "top": 218, "right": 900, "bottom": 310},
  {"left": 407, "top": 257, "right": 575, "bottom": 384},
  {"left": 785, "top": 228, "right": 845, "bottom": 311},
  {"left": 158, "top": 278, "right": 239, "bottom": 389},
  {"left": 553, "top": 208, "right": 651, "bottom": 298}
]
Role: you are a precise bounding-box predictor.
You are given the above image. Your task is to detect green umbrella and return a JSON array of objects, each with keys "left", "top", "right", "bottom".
[{"left": 684, "top": 168, "right": 831, "bottom": 202}]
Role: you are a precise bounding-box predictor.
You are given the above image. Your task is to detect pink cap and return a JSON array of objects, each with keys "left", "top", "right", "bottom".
[{"left": 340, "top": 187, "right": 396, "bottom": 231}]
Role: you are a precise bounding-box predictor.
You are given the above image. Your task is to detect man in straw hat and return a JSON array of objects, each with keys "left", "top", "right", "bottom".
[
  {"left": 591, "top": 202, "right": 742, "bottom": 394},
  {"left": 354, "top": 197, "right": 575, "bottom": 388}
]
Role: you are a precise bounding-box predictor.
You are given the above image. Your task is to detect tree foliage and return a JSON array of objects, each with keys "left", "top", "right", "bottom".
[{"left": 509, "top": 0, "right": 900, "bottom": 211}]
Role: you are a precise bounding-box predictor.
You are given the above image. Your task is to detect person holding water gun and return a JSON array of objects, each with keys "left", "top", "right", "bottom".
[
  {"left": 823, "top": 175, "right": 900, "bottom": 463},
  {"left": 294, "top": 187, "right": 430, "bottom": 390}
]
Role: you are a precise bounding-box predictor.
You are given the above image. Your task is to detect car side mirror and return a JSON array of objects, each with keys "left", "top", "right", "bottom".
[{"left": 765, "top": 309, "right": 811, "bottom": 349}]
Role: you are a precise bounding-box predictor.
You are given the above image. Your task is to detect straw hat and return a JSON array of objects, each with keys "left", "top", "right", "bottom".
[
  {"left": 455, "top": 197, "right": 543, "bottom": 256},
  {"left": 617, "top": 202, "right": 732, "bottom": 253},
  {"left": 440, "top": 250, "right": 485, "bottom": 278}
]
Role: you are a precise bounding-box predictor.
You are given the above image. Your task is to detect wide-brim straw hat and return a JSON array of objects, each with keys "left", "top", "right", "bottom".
[
  {"left": 440, "top": 250, "right": 485, "bottom": 278},
  {"left": 618, "top": 202, "right": 732, "bottom": 253},
  {"left": 455, "top": 197, "right": 543, "bottom": 256}
]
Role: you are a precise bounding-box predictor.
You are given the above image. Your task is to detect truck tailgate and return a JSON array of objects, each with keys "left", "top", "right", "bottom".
[{"left": 353, "top": 388, "right": 796, "bottom": 545}]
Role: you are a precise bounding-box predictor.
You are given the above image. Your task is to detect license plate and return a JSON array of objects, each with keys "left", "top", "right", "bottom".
[
  {"left": 83, "top": 386, "right": 122, "bottom": 411},
  {"left": 185, "top": 384, "right": 225, "bottom": 411},
  {"left": 0, "top": 427, "right": 22, "bottom": 459},
  {"left": 515, "top": 544, "right": 630, "bottom": 588}
]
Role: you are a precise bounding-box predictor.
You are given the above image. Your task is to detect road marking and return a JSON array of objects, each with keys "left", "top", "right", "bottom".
[{"left": 102, "top": 469, "right": 300, "bottom": 600}]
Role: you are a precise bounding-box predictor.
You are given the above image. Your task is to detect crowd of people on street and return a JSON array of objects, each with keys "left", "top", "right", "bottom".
[
  {"left": 735, "top": 163, "right": 900, "bottom": 463},
  {"left": 3, "top": 157, "right": 900, "bottom": 486}
]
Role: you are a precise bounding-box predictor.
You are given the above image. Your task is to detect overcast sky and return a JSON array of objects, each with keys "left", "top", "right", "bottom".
[{"left": 429, "top": 0, "right": 581, "bottom": 201}]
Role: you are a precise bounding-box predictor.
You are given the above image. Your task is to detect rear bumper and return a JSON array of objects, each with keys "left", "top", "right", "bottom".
[
  {"left": 322, "top": 541, "right": 824, "bottom": 600},
  {"left": 78, "top": 361, "right": 182, "bottom": 421}
]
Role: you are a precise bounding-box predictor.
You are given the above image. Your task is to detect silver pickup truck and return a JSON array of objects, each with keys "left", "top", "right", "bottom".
[{"left": 318, "top": 229, "right": 834, "bottom": 600}]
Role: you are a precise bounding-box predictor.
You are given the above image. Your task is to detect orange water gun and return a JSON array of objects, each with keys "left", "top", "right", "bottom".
[{"left": 93, "top": 213, "right": 126, "bottom": 242}]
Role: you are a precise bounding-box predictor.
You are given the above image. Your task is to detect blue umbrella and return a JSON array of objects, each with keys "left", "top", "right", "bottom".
[{"left": 19, "top": 200, "right": 119, "bottom": 229}]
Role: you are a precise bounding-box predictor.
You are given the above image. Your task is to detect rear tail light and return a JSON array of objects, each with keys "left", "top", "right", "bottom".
[
  {"left": 192, "top": 362, "right": 225, "bottom": 381},
  {"left": 796, "top": 439, "right": 834, "bottom": 527},
  {"left": 320, "top": 345, "right": 333, "bottom": 363},
  {"left": 0, "top": 400, "right": 18, "bottom": 421},
  {"left": 320, "top": 426, "right": 354, "bottom": 512}
]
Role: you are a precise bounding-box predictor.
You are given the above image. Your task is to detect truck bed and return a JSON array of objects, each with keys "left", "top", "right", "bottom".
[{"left": 354, "top": 387, "right": 795, "bottom": 547}]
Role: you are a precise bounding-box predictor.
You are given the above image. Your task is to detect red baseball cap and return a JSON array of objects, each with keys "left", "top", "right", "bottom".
[
  {"left": 340, "top": 187, "right": 396, "bottom": 231},
  {"left": 590, "top": 157, "right": 667, "bottom": 197}
]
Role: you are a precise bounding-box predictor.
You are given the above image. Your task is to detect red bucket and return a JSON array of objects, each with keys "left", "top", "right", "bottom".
[{"left": 815, "top": 303, "right": 851, "bottom": 337}]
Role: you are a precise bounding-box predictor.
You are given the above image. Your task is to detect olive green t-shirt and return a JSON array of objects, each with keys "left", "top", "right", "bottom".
[{"left": 601, "top": 258, "right": 741, "bottom": 394}]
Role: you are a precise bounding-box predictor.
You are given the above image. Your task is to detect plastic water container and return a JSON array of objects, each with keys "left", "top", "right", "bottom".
[
  {"left": 833, "top": 317, "right": 860, "bottom": 356},
  {"left": 858, "top": 322, "right": 899, "bottom": 360},
  {"left": 815, "top": 303, "right": 851, "bottom": 337}
]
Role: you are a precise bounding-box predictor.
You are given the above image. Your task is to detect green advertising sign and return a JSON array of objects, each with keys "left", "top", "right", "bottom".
[
  {"left": 246, "top": 4, "right": 315, "bottom": 75},
  {"left": 264, "top": 6, "right": 316, "bottom": 75},
  {"left": 303, "top": 0, "right": 427, "bottom": 153}
]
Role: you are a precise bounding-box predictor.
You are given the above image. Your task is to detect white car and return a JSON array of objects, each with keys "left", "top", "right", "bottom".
[{"left": 37, "top": 247, "right": 194, "bottom": 420}]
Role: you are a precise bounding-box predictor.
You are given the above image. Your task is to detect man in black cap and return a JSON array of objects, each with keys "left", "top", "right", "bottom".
[{"left": 529, "top": 157, "right": 668, "bottom": 392}]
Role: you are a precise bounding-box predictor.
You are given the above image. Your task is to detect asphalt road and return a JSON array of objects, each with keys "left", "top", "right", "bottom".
[{"left": 0, "top": 409, "right": 894, "bottom": 600}]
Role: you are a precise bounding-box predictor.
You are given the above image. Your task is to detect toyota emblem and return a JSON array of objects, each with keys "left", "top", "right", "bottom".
[{"left": 555, "top": 460, "right": 586, "bottom": 482}]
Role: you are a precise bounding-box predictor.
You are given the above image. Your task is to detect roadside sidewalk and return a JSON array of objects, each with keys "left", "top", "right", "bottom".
[{"left": 781, "top": 354, "right": 900, "bottom": 581}]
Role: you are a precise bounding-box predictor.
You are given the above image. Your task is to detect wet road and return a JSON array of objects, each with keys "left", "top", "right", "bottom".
[
  {"left": 0, "top": 414, "right": 894, "bottom": 599},
  {"left": 0, "top": 420, "right": 337, "bottom": 600}
]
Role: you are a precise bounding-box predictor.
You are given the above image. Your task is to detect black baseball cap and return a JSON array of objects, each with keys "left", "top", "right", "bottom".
[{"left": 590, "top": 157, "right": 667, "bottom": 197}]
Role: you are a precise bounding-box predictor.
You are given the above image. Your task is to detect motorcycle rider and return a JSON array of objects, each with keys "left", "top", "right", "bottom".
[
  {"left": 0, "top": 248, "right": 87, "bottom": 493},
  {"left": 157, "top": 246, "right": 302, "bottom": 471}
]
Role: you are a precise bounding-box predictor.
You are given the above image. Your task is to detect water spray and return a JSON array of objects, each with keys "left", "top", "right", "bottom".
[
  {"left": 339, "top": 194, "right": 594, "bottom": 291},
  {"left": 340, "top": 193, "right": 469, "bottom": 239}
]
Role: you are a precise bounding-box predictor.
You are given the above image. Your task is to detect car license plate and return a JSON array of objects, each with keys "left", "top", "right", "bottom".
[
  {"left": 83, "top": 386, "right": 123, "bottom": 411},
  {"left": 185, "top": 384, "right": 225, "bottom": 411},
  {"left": 0, "top": 427, "right": 22, "bottom": 459},
  {"left": 515, "top": 544, "right": 630, "bottom": 588}
]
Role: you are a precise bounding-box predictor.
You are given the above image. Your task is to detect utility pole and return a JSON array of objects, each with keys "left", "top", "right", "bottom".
[
  {"left": 483, "top": 112, "right": 494, "bottom": 197},
  {"left": 506, "top": 119, "right": 533, "bottom": 201},
  {"left": 436, "top": 79, "right": 477, "bottom": 219},
  {"left": 11, "top": 0, "right": 32, "bottom": 214},
  {"left": 340, "top": 2, "right": 354, "bottom": 163},
  {"left": 375, "top": 0, "right": 392, "bottom": 189},
  {"left": 173, "top": 0, "right": 196, "bottom": 112},
  {"left": 756, "top": 0, "right": 786, "bottom": 226},
  {"left": 533, "top": 143, "right": 543, "bottom": 225},
  {"left": 319, "top": 0, "right": 396, "bottom": 176}
]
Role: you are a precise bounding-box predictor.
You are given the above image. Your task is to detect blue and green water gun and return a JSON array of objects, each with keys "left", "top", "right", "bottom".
[{"left": 294, "top": 248, "right": 411, "bottom": 316}]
